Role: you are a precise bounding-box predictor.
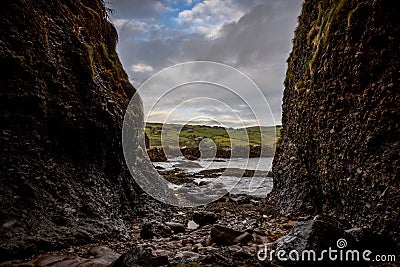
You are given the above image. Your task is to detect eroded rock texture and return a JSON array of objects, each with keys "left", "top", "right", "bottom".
[
  {"left": 271, "top": 0, "right": 399, "bottom": 241},
  {"left": 0, "top": 0, "right": 161, "bottom": 260}
]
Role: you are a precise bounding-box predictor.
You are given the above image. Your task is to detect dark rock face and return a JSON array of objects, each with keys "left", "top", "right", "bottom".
[
  {"left": 0, "top": 0, "right": 160, "bottom": 260},
  {"left": 271, "top": 0, "right": 400, "bottom": 241}
]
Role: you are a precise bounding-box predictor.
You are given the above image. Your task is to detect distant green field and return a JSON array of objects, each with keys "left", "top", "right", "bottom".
[{"left": 145, "top": 122, "right": 281, "bottom": 149}]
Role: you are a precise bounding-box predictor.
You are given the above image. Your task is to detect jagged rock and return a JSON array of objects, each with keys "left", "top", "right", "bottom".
[
  {"left": 112, "top": 246, "right": 169, "bottom": 267},
  {"left": 211, "top": 225, "right": 253, "bottom": 245},
  {"left": 192, "top": 211, "right": 217, "bottom": 226}
]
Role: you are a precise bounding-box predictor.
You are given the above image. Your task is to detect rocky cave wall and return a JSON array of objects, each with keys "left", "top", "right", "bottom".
[
  {"left": 271, "top": 0, "right": 399, "bottom": 241},
  {"left": 0, "top": 0, "right": 161, "bottom": 260}
]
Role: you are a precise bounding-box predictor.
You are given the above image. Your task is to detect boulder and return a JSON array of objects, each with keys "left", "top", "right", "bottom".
[{"left": 193, "top": 211, "right": 217, "bottom": 225}]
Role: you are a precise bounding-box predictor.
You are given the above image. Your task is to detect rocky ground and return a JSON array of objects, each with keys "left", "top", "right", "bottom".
[
  {"left": 0, "top": 168, "right": 290, "bottom": 266},
  {"left": 1, "top": 167, "right": 399, "bottom": 266},
  {"left": 1, "top": 193, "right": 295, "bottom": 266},
  {"left": 3, "top": 194, "right": 398, "bottom": 266}
]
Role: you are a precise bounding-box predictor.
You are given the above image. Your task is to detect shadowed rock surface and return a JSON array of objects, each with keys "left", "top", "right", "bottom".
[
  {"left": 270, "top": 0, "right": 400, "bottom": 243},
  {"left": 275, "top": 215, "right": 398, "bottom": 265},
  {"left": 0, "top": 0, "right": 164, "bottom": 260},
  {"left": 111, "top": 245, "right": 169, "bottom": 267}
]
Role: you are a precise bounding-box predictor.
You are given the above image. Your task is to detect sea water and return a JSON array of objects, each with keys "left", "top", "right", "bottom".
[{"left": 153, "top": 157, "right": 274, "bottom": 198}]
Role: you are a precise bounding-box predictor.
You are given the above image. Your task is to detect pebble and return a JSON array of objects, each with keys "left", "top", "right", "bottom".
[{"left": 187, "top": 220, "right": 199, "bottom": 230}]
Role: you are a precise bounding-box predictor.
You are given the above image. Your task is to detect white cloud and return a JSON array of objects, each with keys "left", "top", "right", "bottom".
[
  {"left": 130, "top": 63, "right": 154, "bottom": 73},
  {"left": 154, "top": 1, "right": 173, "bottom": 13},
  {"left": 110, "top": 0, "right": 303, "bottom": 126},
  {"left": 107, "top": 0, "right": 171, "bottom": 18},
  {"left": 111, "top": 18, "right": 161, "bottom": 38},
  {"left": 112, "top": 18, "right": 148, "bottom": 31},
  {"left": 175, "top": 0, "right": 247, "bottom": 39},
  {"left": 147, "top": 111, "right": 171, "bottom": 122}
]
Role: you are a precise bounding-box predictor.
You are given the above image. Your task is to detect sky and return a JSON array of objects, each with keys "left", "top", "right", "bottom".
[{"left": 106, "top": 0, "right": 303, "bottom": 127}]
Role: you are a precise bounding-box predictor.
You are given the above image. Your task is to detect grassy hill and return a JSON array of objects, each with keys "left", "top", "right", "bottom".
[{"left": 145, "top": 122, "right": 281, "bottom": 149}]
